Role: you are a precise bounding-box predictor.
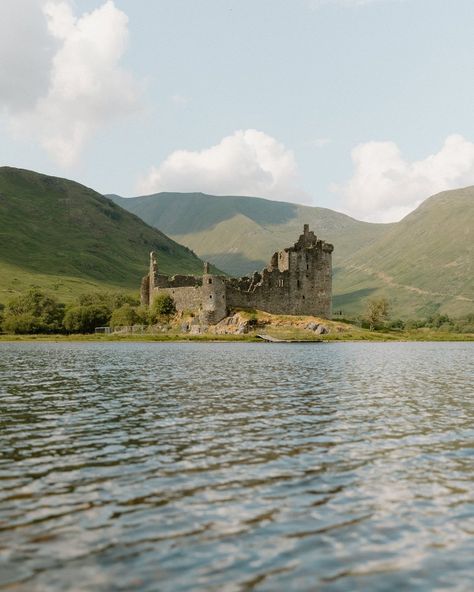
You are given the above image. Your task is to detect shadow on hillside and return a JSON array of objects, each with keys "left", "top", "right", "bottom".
[
  {"left": 333, "top": 288, "right": 377, "bottom": 309},
  {"left": 201, "top": 252, "right": 267, "bottom": 278},
  {"left": 127, "top": 194, "right": 300, "bottom": 235}
]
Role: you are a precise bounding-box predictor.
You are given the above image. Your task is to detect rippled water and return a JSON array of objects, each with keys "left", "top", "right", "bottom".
[{"left": 0, "top": 342, "right": 473, "bottom": 591}]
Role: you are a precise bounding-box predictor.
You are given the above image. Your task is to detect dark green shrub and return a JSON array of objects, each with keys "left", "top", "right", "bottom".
[
  {"left": 63, "top": 304, "right": 110, "bottom": 333},
  {"left": 110, "top": 304, "right": 138, "bottom": 328},
  {"left": 3, "top": 289, "right": 64, "bottom": 334},
  {"left": 78, "top": 291, "right": 139, "bottom": 311},
  {"left": 150, "top": 294, "right": 176, "bottom": 322}
]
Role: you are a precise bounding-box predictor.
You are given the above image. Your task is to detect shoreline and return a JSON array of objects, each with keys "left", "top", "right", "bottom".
[{"left": 1, "top": 332, "right": 473, "bottom": 343}]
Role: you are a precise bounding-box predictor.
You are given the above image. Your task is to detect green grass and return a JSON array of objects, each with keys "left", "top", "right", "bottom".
[
  {"left": 1, "top": 329, "right": 472, "bottom": 342},
  {"left": 0, "top": 333, "right": 260, "bottom": 342},
  {"left": 0, "top": 167, "right": 205, "bottom": 304}
]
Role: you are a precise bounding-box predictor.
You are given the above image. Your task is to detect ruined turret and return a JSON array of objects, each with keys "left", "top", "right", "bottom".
[{"left": 200, "top": 261, "right": 227, "bottom": 324}]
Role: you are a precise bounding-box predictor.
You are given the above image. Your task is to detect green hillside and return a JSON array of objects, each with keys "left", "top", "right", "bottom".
[
  {"left": 111, "top": 189, "right": 474, "bottom": 318},
  {"left": 335, "top": 187, "right": 474, "bottom": 318},
  {"left": 0, "top": 168, "right": 204, "bottom": 304},
  {"left": 110, "top": 192, "right": 389, "bottom": 276}
]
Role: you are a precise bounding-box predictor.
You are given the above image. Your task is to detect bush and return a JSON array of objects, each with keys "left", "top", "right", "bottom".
[
  {"left": 387, "top": 319, "right": 405, "bottom": 330},
  {"left": 134, "top": 305, "right": 151, "bottom": 325},
  {"left": 426, "top": 313, "right": 452, "bottom": 329},
  {"left": 150, "top": 293, "right": 176, "bottom": 322},
  {"left": 110, "top": 304, "right": 138, "bottom": 328},
  {"left": 3, "top": 289, "right": 64, "bottom": 334},
  {"left": 63, "top": 304, "right": 110, "bottom": 333}
]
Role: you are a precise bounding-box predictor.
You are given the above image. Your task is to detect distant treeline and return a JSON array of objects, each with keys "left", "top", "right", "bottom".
[{"left": 0, "top": 289, "right": 176, "bottom": 335}]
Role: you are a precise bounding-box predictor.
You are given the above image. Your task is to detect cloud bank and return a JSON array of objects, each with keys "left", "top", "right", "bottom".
[
  {"left": 138, "top": 130, "right": 309, "bottom": 203},
  {"left": 336, "top": 134, "right": 474, "bottom": 222},
  {"left": 1, "top": 0, "right": 140, "bottom": 166}
]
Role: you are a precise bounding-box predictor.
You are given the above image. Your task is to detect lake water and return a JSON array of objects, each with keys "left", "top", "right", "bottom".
[{"left": 0, "top": 342, "right": 473, "bottom": 591}]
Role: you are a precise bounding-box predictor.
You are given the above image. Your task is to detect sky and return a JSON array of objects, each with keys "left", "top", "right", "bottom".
[{"left": 1, "top": 0, "right": 473, "bottom": 222}]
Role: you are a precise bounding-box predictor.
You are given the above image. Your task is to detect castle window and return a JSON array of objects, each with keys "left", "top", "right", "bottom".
[
  {"left": 209, "top": 295, "right": 212, "bottom": 299},
  {"left": 307, "top": 264, "right": 309, "bottom": 270},
  {"left": 297, "top": 279, "right": 301, "bottom": 289},
  {"left": 208, "top": 278, "right": 212, "bottom": 284}
]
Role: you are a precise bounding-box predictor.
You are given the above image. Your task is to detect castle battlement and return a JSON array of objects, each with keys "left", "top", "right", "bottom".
[{"left": 141, "top": 226, "right": 334, "bottom": 323}]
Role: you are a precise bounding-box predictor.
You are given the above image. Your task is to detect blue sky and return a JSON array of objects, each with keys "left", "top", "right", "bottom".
[{"left": 1, "top": 0, "right": 473, "bottom": 221}]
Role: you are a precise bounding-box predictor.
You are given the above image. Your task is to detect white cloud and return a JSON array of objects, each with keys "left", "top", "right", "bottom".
[
  {"left": 1, "top": 0, "right": 141, "bottom": 166},
  {"left": 137, "top": 129, "right": 309, "bottom": 203},
  {"left": 0, "top": 0, "right": 56, "bottom": 111},
  {"left": 335, "top": 134, "right": 474, "bottom": 222}
]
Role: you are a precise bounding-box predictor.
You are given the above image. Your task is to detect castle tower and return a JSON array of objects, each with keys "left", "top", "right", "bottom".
[{"left": 200, "top": 261, "right": 227, "bottom": 324}]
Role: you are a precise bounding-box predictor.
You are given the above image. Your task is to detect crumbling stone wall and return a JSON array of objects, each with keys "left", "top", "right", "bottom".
[{"left": 154, "top": 286, "right": 203, "bottom": 313}]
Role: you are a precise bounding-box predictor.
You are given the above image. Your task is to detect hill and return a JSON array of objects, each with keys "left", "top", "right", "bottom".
[
  {"left": 110, "top": 192, "right": 389, "bottom": 276},
  {"left": 111, "top": 188, "right": 474, "bottom": 318},
  {"left": 0, "top": 168, "right": 205, "bottom": 304},
  {"left": 336, "top": 186, "right": 474, "bottom": 318}
]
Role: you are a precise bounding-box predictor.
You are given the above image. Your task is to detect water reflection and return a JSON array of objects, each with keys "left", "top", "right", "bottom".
[{"left": 0, "top": 342, "right": 473, "bottom": 591}]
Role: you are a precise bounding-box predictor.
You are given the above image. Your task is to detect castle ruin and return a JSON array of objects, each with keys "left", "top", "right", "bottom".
[{"left": 141, "top": 225, "right": 334, "bottom": 323}]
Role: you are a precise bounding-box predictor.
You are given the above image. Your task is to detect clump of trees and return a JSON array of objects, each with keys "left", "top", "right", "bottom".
[
  {"left": 0, "top": 289, "right": 178, "bottom": 335},
  {"left": 2, "top": 289, "right": 64, "bottom": 334}
]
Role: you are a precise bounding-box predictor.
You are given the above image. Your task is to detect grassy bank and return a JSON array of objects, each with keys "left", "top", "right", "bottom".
[{"left": 1, "top": 329, "right": 472, "bottom": 343}]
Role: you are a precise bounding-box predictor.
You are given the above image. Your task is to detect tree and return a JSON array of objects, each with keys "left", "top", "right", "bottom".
[
  {"left": 150, "top": 293, "right": 176, "bottom": 322},
  {"left": 365, "top": 297, "right": 390, "bottom": 331},
  {"left": 3, "top": 289, "right": 64, "bottom": 334},
  {"left": 77, "top": 291, "right": 139, "bottom": 311},
  {"left": 110, "top": 304, "right": 138, "bottom": 328},
  {"left": 63, "top": 304, "right": 110, "bottom": 334}
]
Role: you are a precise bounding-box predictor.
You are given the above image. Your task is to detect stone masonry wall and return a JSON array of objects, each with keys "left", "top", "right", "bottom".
[{"left": 151, "top": 286, "right": 203, "bottom": 313}]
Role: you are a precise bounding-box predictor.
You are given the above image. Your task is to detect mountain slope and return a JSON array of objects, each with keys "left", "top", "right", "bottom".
[
  {"left": 110, "top": 192, "right": 390, "bottom": 276},
  {"left": 0, "top": 168, "right": 204, "bottom": 303},
  {"left": 111, "top": 188, "right": 474, "bottom": 318},
  {"left": 335, "top": 186, "right": 474, "bottom": 317}
]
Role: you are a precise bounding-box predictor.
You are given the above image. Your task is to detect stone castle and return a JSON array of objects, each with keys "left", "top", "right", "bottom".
[{"left": 141, "top": 225, "right": 334, "bottom": 324}]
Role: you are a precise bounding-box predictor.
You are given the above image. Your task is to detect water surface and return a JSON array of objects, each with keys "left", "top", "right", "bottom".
[{"left": 0, "top": 342, "right": 473, "bottom": 591}]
